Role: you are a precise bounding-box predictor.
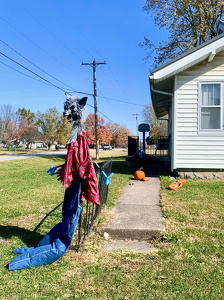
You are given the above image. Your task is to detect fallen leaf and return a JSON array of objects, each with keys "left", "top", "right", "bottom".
[{"left": 159, "top": 276, "right": 168, "bottom": 280}]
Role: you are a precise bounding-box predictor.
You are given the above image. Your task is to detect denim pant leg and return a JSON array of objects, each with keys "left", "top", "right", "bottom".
[{"left": 60, "top": 176, "right": 82, "bottom": 248}]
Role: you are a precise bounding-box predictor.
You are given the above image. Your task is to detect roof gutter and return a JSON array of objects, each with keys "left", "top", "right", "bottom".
[{"left": 151, "top": 85, "right": 173, "bottom": 97}]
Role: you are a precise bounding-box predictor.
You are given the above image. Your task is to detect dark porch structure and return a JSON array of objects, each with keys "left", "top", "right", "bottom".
[{"left": 127, "top": 136, "right": 171, "bottom": 174}]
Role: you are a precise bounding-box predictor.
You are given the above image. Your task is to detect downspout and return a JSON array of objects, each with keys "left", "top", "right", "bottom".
[{"left": 150, "top": 84, "right": 174, "bottom": 170}]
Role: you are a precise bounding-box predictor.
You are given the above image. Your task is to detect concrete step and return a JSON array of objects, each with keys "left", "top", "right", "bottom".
[
  {"left": 102, "top": 239, "right": 159, "bottom": 253},
  {"left": 102, "top": 177, "right": 165, "bottom": 242}
]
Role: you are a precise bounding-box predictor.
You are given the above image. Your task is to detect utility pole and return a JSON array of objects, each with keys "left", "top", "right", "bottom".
[
  {"left": 133, "top": 113, "right": 139, "bottom": 153},
  {"left": 133, "top": 113, "right": 139, "bottom": 136},
  {"left": 82, "top": 59, "right": 106, "bottom": 160}
]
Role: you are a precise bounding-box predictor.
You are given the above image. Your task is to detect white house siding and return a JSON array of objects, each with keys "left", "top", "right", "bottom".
[{"left": 174, "top": 53, "right": 224, "bottom": 170}]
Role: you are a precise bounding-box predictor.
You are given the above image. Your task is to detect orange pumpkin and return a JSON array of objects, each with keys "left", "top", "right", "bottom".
[
  {"left": 168, "top": 181, "right": 183, "bottom": 190},
  {"left": 177, "top": 179, "right": 186, "bottom": 184},
  {"left": 134, "top": 167, "right": 145, "bottom": 180}
]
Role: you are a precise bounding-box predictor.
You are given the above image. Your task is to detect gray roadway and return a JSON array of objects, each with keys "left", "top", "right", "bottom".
[
  {"left": 0, "top": 149, "right": 122, "bottom": 162},
  {"left": 0, "top": 151, "right": 67, "bottom": 162}
]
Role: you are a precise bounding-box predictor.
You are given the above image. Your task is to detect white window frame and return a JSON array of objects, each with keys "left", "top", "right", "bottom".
[{"left": 199, "top": 82, "right": 223, "bottom": 132}]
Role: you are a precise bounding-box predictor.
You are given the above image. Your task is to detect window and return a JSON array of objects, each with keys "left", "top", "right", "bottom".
[{"left": 200, "top": 83, "right": 222, "bottom": 130}]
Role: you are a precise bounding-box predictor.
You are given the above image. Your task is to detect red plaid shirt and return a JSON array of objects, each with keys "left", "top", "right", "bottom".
[{"left": 57, "top": 131, "right": 100, "bottom": 205}]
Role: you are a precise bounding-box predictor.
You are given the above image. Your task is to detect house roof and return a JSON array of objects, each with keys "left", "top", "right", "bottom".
[{"left": 149, "top": 33, "right": 224, "bottom": 117}]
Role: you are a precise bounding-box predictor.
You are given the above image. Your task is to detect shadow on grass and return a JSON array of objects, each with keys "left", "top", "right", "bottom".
[
  {"left": 95, "top": 156, "right": 132, "bottom": 176},
  {"left": 37, "top": 154, "right": 66, "bottom": 161},
  {"left": 39, "top": 154, "right": 132, "bottom": 175},
  {"left": 0, "top": 225, "right": 44, "bottom": 247},
  {"left": 112, "top": 160, "right": 132, "bottom": 175}
]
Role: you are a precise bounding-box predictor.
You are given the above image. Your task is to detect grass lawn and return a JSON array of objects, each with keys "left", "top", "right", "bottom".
[{"left": 0, "top": 152, "right": 224, "bottom": 299}]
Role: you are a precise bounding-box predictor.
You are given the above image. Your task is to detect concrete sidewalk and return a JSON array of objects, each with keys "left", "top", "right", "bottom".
[{"left": 102, "top": 172, "right": 165, "bottom": 252}]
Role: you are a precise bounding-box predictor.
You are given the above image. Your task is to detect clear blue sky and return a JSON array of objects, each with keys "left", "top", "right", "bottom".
[{"left": 0, "top": 0, "right": 168, "bottom": 134}]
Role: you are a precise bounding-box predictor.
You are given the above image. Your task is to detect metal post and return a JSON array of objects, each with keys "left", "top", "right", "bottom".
[
  {"left": 82, "top": 60, "right": 106, "bottom": 160},
  {"left": 133, "top": 113, "right": 139, "bottom": 136}
]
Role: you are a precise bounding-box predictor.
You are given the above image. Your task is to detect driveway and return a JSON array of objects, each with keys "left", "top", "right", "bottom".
[
  {"left": 0, "top": 148, "right": 124, "bottom": 162},
  {"left": 0, "top": 151, "right": 67, "bottom": 162}
]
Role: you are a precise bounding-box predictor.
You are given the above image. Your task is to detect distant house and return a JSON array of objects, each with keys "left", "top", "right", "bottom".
[{"left": 149, "top": 33, "right": 224, "bottom": 178}]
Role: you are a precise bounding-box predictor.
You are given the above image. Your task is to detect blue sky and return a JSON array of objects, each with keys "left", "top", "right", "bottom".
[{"left": 0, "top": 0, "right": 168, "bottom": 134}]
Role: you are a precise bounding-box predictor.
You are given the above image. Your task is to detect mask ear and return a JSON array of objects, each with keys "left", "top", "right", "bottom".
[{"left": 78, "top": 97, "right": 87, "bottom": 107}]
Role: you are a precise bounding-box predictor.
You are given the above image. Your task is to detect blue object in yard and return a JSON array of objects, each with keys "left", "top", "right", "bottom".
[
  {"left": 47, "top": 165, "right": 58, "bottom": 176},
  {"left": 8, "top": 176, "right": 82, "bottom": 271},
  {"left": 101, "top": 171, "right": 114, "bottom": 185}
]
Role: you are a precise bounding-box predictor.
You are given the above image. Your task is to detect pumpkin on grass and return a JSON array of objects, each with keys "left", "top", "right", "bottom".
[{"left": 168, "top": 178, "right": 186, "bottom": 190}]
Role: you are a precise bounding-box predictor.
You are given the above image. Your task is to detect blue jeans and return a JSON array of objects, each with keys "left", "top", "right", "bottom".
[{"left": 8, "top": 177, "right": 82, "bottom": 270}]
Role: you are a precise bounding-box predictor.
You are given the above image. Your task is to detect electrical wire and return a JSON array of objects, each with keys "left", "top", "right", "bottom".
[
  {"left": 87, "top": 103, "right": 114, "bottom": 123},
  {"left": 0, "top": 43, "right": 95, "bottom": 97},
  {"left": 0, "top": 49, "right": 141, "bottom": 123},
  {"left": 0, "top": 60, "right": 52, "bottom": 87},
  {"left": 13, "top": 1, "right": 94, "bottom": 83},
  {"left": 0, "top": 51, "right": 67, "bottom": 93},
  {"left": 68, "top": 89, "right": 144, "bottom": 107},
  {"left": 1, "top": 3, "right": 143, "bottom": 127},
  {"left": 14, "top": 0, "right": 83, "bottom": 62},
  {"left": 98, "top": 95, "right": 145, "bottom": 107},
  {"left": 0, "top": 40, "right": 76, "bottom": 91},
  {"left": 0, "top": 16, "right": 79, "bottom": 75},
  {"left": 8, "top": 5, "right": 140, "bottom": 109},
  {"left": 0, "top": 50, "right": 114, "bottom": 122}
]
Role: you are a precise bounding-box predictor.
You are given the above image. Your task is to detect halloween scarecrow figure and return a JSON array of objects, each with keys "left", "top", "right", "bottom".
[{"left": 8, "top": 96, "right": 100, "bottom": 270}]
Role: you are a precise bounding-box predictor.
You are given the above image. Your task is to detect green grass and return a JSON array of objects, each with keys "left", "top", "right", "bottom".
[{"left": 0, "top": 153, "right": 224, "bottom": 299}]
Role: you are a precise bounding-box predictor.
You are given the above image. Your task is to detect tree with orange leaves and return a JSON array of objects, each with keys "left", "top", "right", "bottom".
[{"left": 84, "top": 113, "right": 112, "bottom": 146}]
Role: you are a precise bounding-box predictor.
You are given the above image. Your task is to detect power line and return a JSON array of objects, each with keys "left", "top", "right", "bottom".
[
  {"left": 0, "top": 51, "right": 67, "bottom": 93},
  {"left": 98, "top": 95, "right": 145, "bottom": 107},
  {"left": 0, "top": 50, "right": 114, "bottom": 123},
  {"left": 1, "top": 13, "right": 143, "bottom": 109},
  {"left": 0, "top": 40, "right": 76, "bottom": 91},
  {"left": 68, "top": 90, "right": 144, "bottom": 106},
  {"left": 13, "top": 1, "right": 94, "bottom": 84},
  {"left": 1, "top": 3, "right": 144, "bottom": 129},
  {"left": 0, "top": 46, "right": 140, "bottom": 110},
  {"left": 52, "top": 0, "right": 125, "bottom": 94},
  {"left": 67, "top": 90, "right": 93, "bottom": 97},
  {"left": 0, "top": 40, "right": 141, "bottom": 125},
  {"left": 0, "top": 55, "right": 94, "bottom": 98},
  {"left": 0, "top": 49, "right": 142, "bottom": 124},
  {"left": 0, "top": 44, "right": 95, "bottom": 96},
  {"left": 0, "top": 60, "right": 52, "bottom": 87},
  {"left": 0, "top": 16, "right": 80, "bottom": 75},
  {"left": 14, "top": 0, "right": 83, "bottom": 62},
  {"left": 87, "top": 103, "right": 114, "bottom": 123}
]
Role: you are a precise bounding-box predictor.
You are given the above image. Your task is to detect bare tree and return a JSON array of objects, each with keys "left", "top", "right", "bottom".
[
  {"left": 142, "top": 102, "right": 167, "bottom": 143},
  {"left": 0, "top": 104, "right": 18, "bottom": 147},
  {"left": 141, "top": 0, "right": 224, "bottom": 67},
  {"left": 107, "top": 123, "right": 132, "bottom": 148}
]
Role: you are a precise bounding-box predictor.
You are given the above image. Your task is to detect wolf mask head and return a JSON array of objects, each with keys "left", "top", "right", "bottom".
[
  {"left": 63, "top": 95, "right": 88, "bottom": 143},
  {"left": 63, "top": 96, "right": 87, "bottom": 123}
]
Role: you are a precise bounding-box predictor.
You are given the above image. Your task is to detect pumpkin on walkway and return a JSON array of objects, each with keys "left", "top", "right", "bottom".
[{"left": 134, "top": 168, "right": 150, "bottom": 181}]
